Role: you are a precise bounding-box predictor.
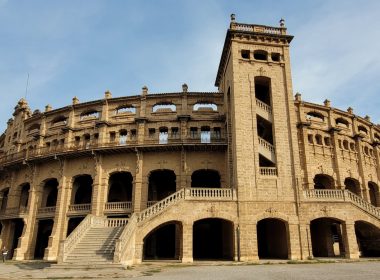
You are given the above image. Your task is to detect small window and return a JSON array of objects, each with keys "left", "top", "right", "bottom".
[
  {"left": 241, "top": 49, "right": 250, "bottom": 59},
  {"left": 190, "top": 127, "right": 198, "bottom": 139},
  {"left": 370, "top": 149, "right": 374, "bottom": 157},
  {"left": 28, "top": 123, "right": 40, "bottom": 133},
  {"left": 213, "top": 127, "right": 221, "bottom": 139},
  {"left": 336, "top": 118, "right": 349, "bottom": 128},
  {"left": 84, "top": 134, "right": 91, "bottom": 141},
  {"left": 308, "top": 134, "right": 314, "bottom": 144},
  {"left": 306, "top": 112, "right": 324, "bottom": 122},
  {"left": 109, "top": 132, "right": 116, "bottom": 142},
  {"left": 149, "top": 128, "right": 156, "bottom": 138},
  {"left": 271, "top": 53, "right": 280, "bottom": 62},
  {"left": 201, "top": 126, "right": 211, "bottom": 143},
  {"left": 171, "top": 127, "right": 179, "bottom": 139},
  {"left": 350, "top": 142, "right": 355, "bottom": 151},
  {"left": 253, "top": 50, "right": 268, "bottom": 60},
  {"left": 80, "top": 110, "right": 99, "bottom": 120},
  {"left": 364, "top": 146, "right": 369, "bottom": 156},
  {"left": 116, "top": 106, "right": 136, "bottom": 114},
  {"left": 119, "top": 130, "right": 127, "bottom": 145},
  {"left": 338, "top": 139, "right": 342, "bottom": 149},
  {"left": 193, "top": 102, "right": 218, "bottom": 111},
  {"left": 130, "top": 129, "right": 137, "bottom": 139},
  {"left": 152, "top": 103, "right": 176, "bottom": 113},
  {"left": 315, "top": 134, "right": 322, "bottom": 145},
  {"left": 75, "top": 136, "right": 80, "bottom": 143},
  {"left": 324, "top": 137, "right": 331, "bottom": 146},
  {"left": 343, "top": 140, "right": 349, "bottom": 150},
  {"left": 374, "top": 133, "right": 380, "bottom": 142},
  {"left": 358, "top": 125, "right": 368, "bottom": 135},
  {"left": 159, "top": 127, "right": 168, "bottom": 144},
  {"left": 52, "top": 115, "right": 67, "bottom": 126}
]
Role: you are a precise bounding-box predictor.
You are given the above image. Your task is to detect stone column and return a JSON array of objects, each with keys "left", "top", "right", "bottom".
[
  {"left": 133, "top": 151, "right": 144, "bottom": 212},
  {"left": 44, "top": 165, "right": 70, "bottom": 261},
  {"left": 91, "top": 155, "right": 104, "bottom": 216},
  {"left": 181, "top": 222, "right": 193, "bottom": 263},
  {"left": 298, "top": 223, "right": 312, "bottom": 259},
  {"left": 288, "top": 223, "right": 301, "bottom": 260},
  {"left": 342, "top": 222, "right": 359, "bottom": 259},
  {"left": 354, "top": 136, "right": 370, "bottom": 201},
  {"left": 239, "top": 223, "right": 258, "bottom": 261},
  {"left": 330, "top": 129, "right": 344, "bottom": 188}
]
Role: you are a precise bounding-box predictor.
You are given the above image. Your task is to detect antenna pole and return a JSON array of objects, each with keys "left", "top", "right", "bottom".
[{"left": 25, "top": 73, "right": 30, "bottom": 99}]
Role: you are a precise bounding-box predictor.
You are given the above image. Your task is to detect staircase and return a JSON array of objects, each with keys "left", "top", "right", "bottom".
[{"left": 64, "top": 226, "right": 123, "bottom": 264}]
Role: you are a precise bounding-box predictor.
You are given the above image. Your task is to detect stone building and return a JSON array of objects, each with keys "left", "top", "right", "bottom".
[{"left": 0, "top": 16, "right": 379, "bottom": 265}]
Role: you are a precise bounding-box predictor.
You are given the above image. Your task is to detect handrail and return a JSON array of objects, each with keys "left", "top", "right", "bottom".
[
  {"left": 303, "top": 189, "right": 380, "bottom": 219},
  {"left": 113, "top": 214, "right": 138, "bottom": 263},
  {"left": 186, "top": 188, "right": 235, "bottom": 200},
  {"left": 259, "top": 167, "right": 277, "bottom": 176},
  {"left": 258, "top": 137, "right": 275, "bottom": 153},
  {"left": 256, "top": 99, "right": 272, "bottom": 115},
  {"left": 104, "top": 201, "right": 132, "bottom": 212}
]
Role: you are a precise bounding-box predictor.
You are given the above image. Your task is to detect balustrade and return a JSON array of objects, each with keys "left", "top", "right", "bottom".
[
  {"left": 67, "top": 203, "right": 91, "bottom": 214},
  {"left": 256, "top": 99, "right": 272, "bottom": 115},
  {"left": 104, "top": 201, "right": 132, "bottom": 213},
  {"left": 259, "top": 167, "right": 277, "bottom": 176}
]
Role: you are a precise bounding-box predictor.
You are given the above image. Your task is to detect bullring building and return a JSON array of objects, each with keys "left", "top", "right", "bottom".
[{"left": 0, "top": 16, "right": 379, "bottom": 265}]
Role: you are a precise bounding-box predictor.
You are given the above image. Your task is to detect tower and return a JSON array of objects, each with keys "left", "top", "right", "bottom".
[{"left": 215, "top": 15, "right": 302, "bottom": 260}]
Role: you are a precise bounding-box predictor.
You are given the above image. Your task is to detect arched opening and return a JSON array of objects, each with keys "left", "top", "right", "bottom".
[
  {"left": 66, "top": 217, "right": 85, "bottom": 237},
  {"left": 143, "top": 222, "right": 182, "bottom": 260},
  {"left": 368, "top": 182, "right": 379, "bottom": 207},
  {"left": 34, "top": 219, "right": 54, "bottom": 259},
  {"left": 42, "top": 179, "right": 59, "bottom": 207},
  {"left": 72, "top": 175, "right": 93, "bottom": 204},
  {"left": 148, "top": 170, "right": 176, "bottom": 203},
  {"left": 253, "top": 50, "right": 268, "bottom": 61},
  {"left": 344, "top": 178, "right": 361, "bottom": 197},
  {"left": 355, "top": 221, "right": 380, "bottom": 257},
  {"left": 314, "top": 174, "right": 334, "bottom": 189},
  {"left": 200, "top": 126, "right": 211, "bottom": 143},
  {"left": 52, "top": 115, "right": 67, "bottom": 126},
  {"left": 193, "top": 218, "right": 234, "bottom": 260},
  {"left": 159, "top": 127, "right": 169, "bottom": 144},
  {"left": 0, "top": 188, "right": 9, "bottom": 211},
  {"left": 19, "top": 183, "right": 30, "bottom": 208},
  {"left": 254, "top": 76, "right": 271, "bottom": 106},
  {"left": 257, "top": 218, "right": 289, "bottom": 259},
  {"left": 108, "top": 172, "right": 133, "bottom": 202},
  {"left": 257, "top": 115, "right": 273, "bottom": 144},
  {"left": 191, "top": 170, "right": 221, "bottom": 188},
  {"left": 336, "top": 118, "right": 349, "bottom": 128},
  {"left": 310, "top": 218, "right": 345, "bottom": 257},
  {"left": 306, "top": 112, "right": 324, "bottom": 122},
  {"left": 9, "top": 218, "right": 24, "bottom": 259}
]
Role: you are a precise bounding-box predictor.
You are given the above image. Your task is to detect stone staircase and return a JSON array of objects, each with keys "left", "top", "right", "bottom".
[{"left": 64, "top": 226, "right": 123, "bottom": 264}]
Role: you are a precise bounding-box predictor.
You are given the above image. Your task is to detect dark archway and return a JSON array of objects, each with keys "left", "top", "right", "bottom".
[
  {"left": 355, "top": 221, "right": 380, "bottom": 257},
  {"left": 257, "top": 218, "right": 288, "bottom": 259},
  {"left": 191, "top": 170, "right": 221, "bottom": 188},
  {"left": 314, "top": 174, "right": 334, "bottom": 189},
  {"left": 344, "top": 178, "right": 361, "bottom": 197},
  {"left": 310, "top": 218, "right": 345, "bottom": 257},
  {"left": 108, "top": 172, "right": 133, "bottom": 202},
  {"left": 254, "top": 76, "right": 271, "bottom": 106},
  {"left": 148, "top": 170, "right": 176, "bottom": 202},
  {"left": 66, "top": 217, "right": 85, "bottom": 237},
  {"left": 9, "top": 219, "right": 24, "bottom": 259},
  {"left": 72, "top": 175, "right": 93, "bottom": 204},
  {"left": 143, "top": 222, "right": 182, "bottom": 260},
  {"left": 34, "top": 219, "right": 54, "bottom": 259},
  {"left": 19, "top": 183, "right": 30, "bottom": 208},
  {"left": 193, "top": 218, "right": 234, "bottom": 260},
  {"left": 368, "top": 182, "right": 379, "bottom": 207},
  {"left": 42, "top": 179, "right": 59, "bottom": 207}
]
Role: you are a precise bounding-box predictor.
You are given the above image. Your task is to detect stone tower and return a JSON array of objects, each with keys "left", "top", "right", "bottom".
[{"left": 215, "top": 15, "right": 302, "bottom": 260}]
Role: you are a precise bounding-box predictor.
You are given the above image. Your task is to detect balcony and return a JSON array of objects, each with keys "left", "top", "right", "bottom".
[
  {"left": 259, "top": 167, "right": 278, "bottom": 176},
  {"left": 104, "top": 201, "right": 132, "bottom": 214},
  {"left": 0, "top": 206, "right": 28, "bottom": 220},
  {"left": 67, "top": 204, "right": 91, "bottom": 216},
  {"left": 256, "top": 99, "right": 273, "bottom": 122},
  {"left": 37, "top": 206, "right": 56, "bottom": 218},
  {"left": 258, "top": 137, "right": 276, "bottom": 163}
]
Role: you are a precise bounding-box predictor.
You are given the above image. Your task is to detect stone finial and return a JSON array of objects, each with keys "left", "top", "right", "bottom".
[
  {"left": 7, "top": 118, "right": 13, "bottom": 125},
  {"left": 347, "top": 107, "right": 353, "bottom": 114},
  {"left": 72, "top": 96, "right": 79, "bottom": 105},
  {"left": 182, "top": 83, "right": 188, "bottom": 93},
  {"left": 142, "top": 86, "right": 148, "bottom": 96},
  {"left": 230, "top": 14, "right": 236, "bottom": 22},
  {"left": 294, "top": 92, "right": 302, "bottom": 101},
  {"left": 323, "top": 99, "right": 331, "bottom": 107},
  {"left": 45, "top": 104, "right": 52, "bottom": 112},
  {"left": 365, "top": 115, "right": 371, "bottom": 122},
  {"left": 104, "top": 90, "right": 112, "bottom": 99},
  {"left": 279, "top": 18, "right": 285, "bottom": 27},
  {"left": 32, "top": 109, "right": 41, "bottom": 115}
]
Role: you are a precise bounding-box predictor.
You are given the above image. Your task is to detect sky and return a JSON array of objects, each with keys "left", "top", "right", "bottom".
[{"left": 0, "top": 0, "right": 380, "bottom": 132}]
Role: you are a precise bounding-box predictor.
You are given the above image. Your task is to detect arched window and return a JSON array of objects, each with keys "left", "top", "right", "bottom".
[
  {"left": 343, "top": 140, "right": 349, "bottom": 150},
  {"left": 72, "top": 175, "right": 93, "bottom": 204},
  {"left": 315, "top": 134, "right": 322, "bottom": 145},
  {"left": 314, "top": 174, "right": 334, "bottom": 189},
  {"left": 335, "top": 118, "right": 349, "bottom": 128},
  {"left": 254, "top": 76, "right": 271, "bottom": 106},
  {"left": 201, "top": 126, "right": 211, "bottom": 143},
  {"left": 159, "top": 127, "right": 169, "bottom": 144},
  {"left": 358, "top": 125, "right": 368, "bottom": 135},
  {"left": 193, "top": 102, "right": 217, "bottom": 111},
  {"left": 308, "top": 134, "right": 314, "bottom": 144},
  {"left": 80, "top": 110, "right": 99, "bottom": 120},
  {"left": 152, "top": 103, "right": 176, "bottom": 113},
  {"left": 116, "top": 105, "right": 136, "bottom": 114},
  {"left": 191, "top": 170, "right": 221, "bottom": 188},
  {"left": 52, "top": 115, "right": 67, "bottom": 126},
  {"left": 119, "top": 129, "right": 128, "bottom": 145},
  {"left": 28, "top": 123, "right": 41, "bottom": 133},
  {"left": 306, "top": 112, "right": 324, "bottom": 122}
]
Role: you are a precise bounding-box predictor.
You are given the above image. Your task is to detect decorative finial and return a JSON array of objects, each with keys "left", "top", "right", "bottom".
[
  {"left": 104, "top": 90, "right": 112, "bottom": 99},
  {"left": 279, "top": 18, "right": 285, "bottom": 27},
  {"left": 294, "top": 92, "right": 302, "bottom": 101},
  {"left": 142, "top": 86, "right": 148, "bottom": 96},
  {"left": 72, "top": 96, "right": 79, "bottom": 105},
  {"left": 365, "top": 115, "right": 371, "bottom": 122},
  {"left": 182, "top": 83, "right": 188, "bottom": 93},
  {"left": 45, "top": 104, "right": 52, "bottom": 112},
  {"left": 347, "top": 107, "right": 353, "bottom": 114},
  {"left": 323, "top": 99, "right": 331, "bottom": 107},
  {"left": 230, "top": 14, "right": 236, "bottom": 22}
]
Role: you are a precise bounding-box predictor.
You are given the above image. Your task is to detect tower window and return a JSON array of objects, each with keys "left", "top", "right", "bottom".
[
  {"left": 254, "top": 50, "right": 268, "bottom": 61},
  {"left": 271, "top": 53, "right": 280, "bottom": 62},
  {"left": 241, "top": 50, "right": 250, "bottom": 59}
]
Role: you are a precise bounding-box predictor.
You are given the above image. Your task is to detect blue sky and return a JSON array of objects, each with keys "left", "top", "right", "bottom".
[{"left": 1, "top": 0, "right": 380, "bottom": 132}]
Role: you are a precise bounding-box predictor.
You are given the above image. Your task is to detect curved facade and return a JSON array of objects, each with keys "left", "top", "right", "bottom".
[{"left": 0, "top": 18, "right": 379, "bottom": 264}]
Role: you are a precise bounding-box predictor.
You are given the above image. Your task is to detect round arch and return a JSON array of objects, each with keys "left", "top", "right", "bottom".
[
  {"left": 191, "top": 169, "right": 221, "bottom": 188},
  {"left": 355, "top": 220, "right": 380, "bottom": 257}
]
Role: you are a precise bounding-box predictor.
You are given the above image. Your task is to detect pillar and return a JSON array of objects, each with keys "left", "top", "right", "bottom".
[
  {"left": 91, "top": 155, "right": 104, "bottom": 216},
  {"left": 298, "top": 223, "right": 312, "bottom": 259},
  {"left": 342, "top": 222, "right": 360, "bottom": 259},
  {"left": 181, "top": 222, "right": 193, "bottom": 263},
  {"left": 133, "top": 151, "right": 144, "bottom": 212},
  {"left": 239, "top": 223, "right": 258, "bottom": 261},
  {"left": 288, "top": 223, "right": 301, "bottom": 260}
]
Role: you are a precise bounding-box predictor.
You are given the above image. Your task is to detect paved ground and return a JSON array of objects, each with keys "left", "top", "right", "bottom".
[{"left": 0, "top": 260, "right": 379, "bottom": 279}]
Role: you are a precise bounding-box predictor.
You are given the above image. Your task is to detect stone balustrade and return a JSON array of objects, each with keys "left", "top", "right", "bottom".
[
  {"left": 67, "top": 204, "right": 91, "bottom": 214},
  {"left": 259, "top": 167, "right": 278, "bottom": 176},
  {"left": 256, "top": 98, "right": 272, "bottom": 115},
  {"left": 0, "top": 206, "right": 28, "bottom": 220},
  {"left": 104, "top": 201, "right": 132, "bottom": 213},
  {"left": 258, "top": 137, "right": 275, "bottom": 153},
  {"left": 186, "top": 187, "right": 235, "bottom": 200}
]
